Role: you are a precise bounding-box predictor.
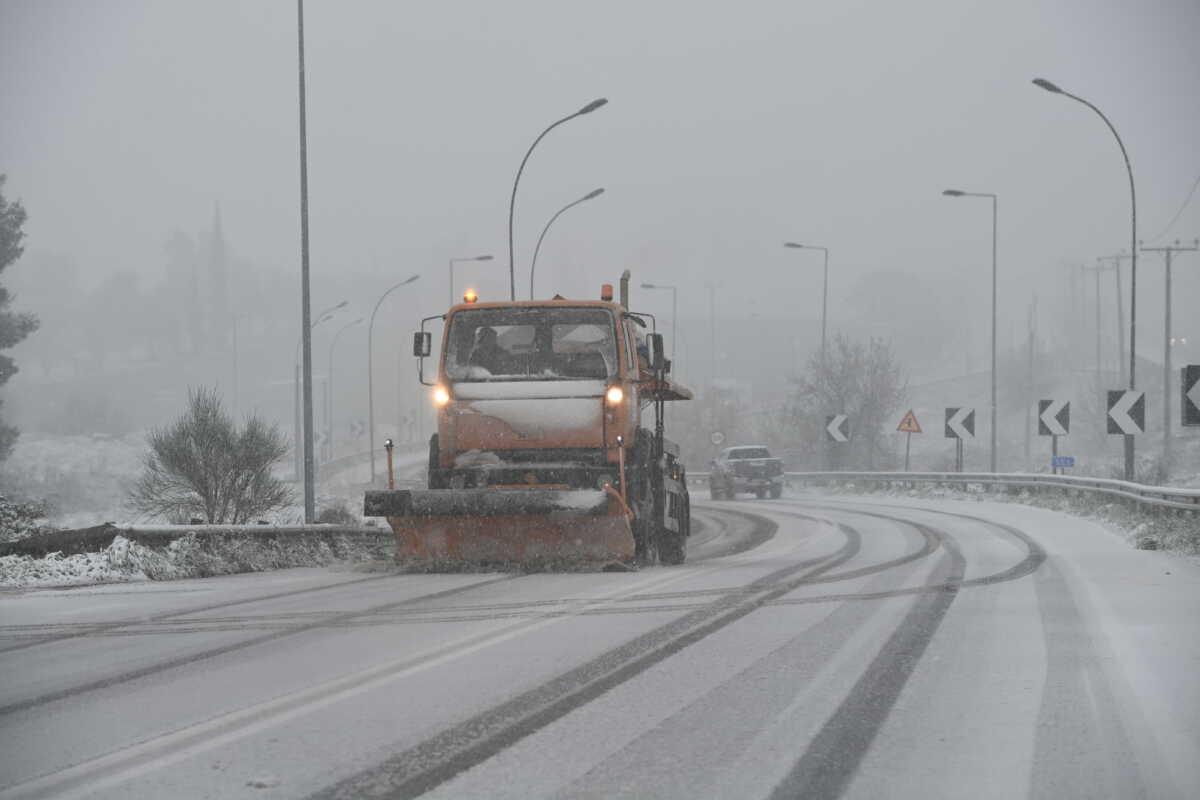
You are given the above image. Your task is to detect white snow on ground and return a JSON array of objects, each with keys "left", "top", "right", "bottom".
[
  {"left": 796, "top": 481, "right": 1200, "bottom": 558},
  {"left": 0, "top": 530, "right": 392, "bottom": 589}
]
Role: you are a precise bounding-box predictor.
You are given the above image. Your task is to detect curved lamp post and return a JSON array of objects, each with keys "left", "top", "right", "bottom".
[
  {"left": 326, "top": 317, "right": 362, "bottom": 463},
  {"left": 367, "top": 274, "right": 420, "bottom": 484},
  {"left": 783, "top": 243, "right": 829, "bottom": 364},
  {"left": 449, "top": 254, "right": 493, "bottom": 306},
  {"left": 1033, "top": 76, "right": 1138, "bottom": 479},
  {"left": 941, "top": 189, "right": 998, "bottom": 473},
  {"left": 507, "top": 98, "right": 608, "bottom": 300},
  {"left": 529, "top": 188, "right": 605, "bottom": 299}
]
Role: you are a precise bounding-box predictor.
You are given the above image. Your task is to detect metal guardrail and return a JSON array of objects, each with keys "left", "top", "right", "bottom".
[{"left": 687, "top": 470, "right": 1200, "bottom": 513}]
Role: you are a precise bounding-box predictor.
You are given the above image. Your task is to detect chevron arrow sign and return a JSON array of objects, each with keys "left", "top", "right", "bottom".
[
  {"left": 944, "top": 407, "right": 975, "bottom": 439},
  {"left": 1184, "top": 365, "right": 1200, "bottom": 427},
  {"left": 1038, "top": 399, "right": 1069, "bottom": 437},
  {"left": 1106, "top": 390, "right": 1144, "bottom": 435},
  {"left": 825, "top": 414, "right": 850, "bottom": 443}
]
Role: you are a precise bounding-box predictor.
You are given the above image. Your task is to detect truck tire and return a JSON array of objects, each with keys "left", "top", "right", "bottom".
[
  {"left": 426, "top": 434, "right": 445, "bottom": 489},
  {"left": 755, "top": 488, "right": 767, "bottom": 499},
  {"left": 770, "top": 484, "right": 782, "bottom": 499},
  {"left": 658, "top": 493, "right": 688, "bottom": 565}
]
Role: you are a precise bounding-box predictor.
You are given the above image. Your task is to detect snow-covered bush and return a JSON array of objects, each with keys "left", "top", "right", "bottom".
[{"left": 0, "top": 494, "right": 49, "bottom": 543}]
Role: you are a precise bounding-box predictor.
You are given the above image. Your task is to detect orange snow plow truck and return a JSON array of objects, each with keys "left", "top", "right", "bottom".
[{"left": 364, "top": 272, "right": 693, "bottom": 569}]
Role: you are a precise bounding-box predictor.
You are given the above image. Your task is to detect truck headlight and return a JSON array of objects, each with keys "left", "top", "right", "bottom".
[
  {"left": 605, "top": 386, "right": 624, "bottom": 405},
  {"left": 433, "top": 386, "right": 450, "bottom": 406}
]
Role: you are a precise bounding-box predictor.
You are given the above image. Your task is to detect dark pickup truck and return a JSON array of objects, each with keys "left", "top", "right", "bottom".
[{"left": 708, "top": 446, "right": 784, "bottom": 500}]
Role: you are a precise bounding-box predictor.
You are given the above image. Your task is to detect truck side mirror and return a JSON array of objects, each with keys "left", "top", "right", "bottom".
[
  {"left": 413, "top": 332, "right": 432, "bottom": 358},
  {"left": 649, "top": 332, "right": 665, "bottom": 372}
]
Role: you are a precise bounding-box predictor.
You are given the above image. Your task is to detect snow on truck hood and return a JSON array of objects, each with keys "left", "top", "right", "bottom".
[
  {"left": 451, "top": 380, "right": 608, "bottom": 400},
  {"left": 451, "top": 380, "right": 607, "bottom": 436}
]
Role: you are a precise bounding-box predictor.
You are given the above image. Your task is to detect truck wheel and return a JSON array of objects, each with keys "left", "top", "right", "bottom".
[
  {"left": 658, "top": 493, "right": 688, "bottom": 565},
  {"left": 770, "top": 484, "right": 782, "bottom": 499},
  {"left": 426, "top": 434, "right": 445, "bottom": 489},
  {"left": 631, "top": 472, "right": 658, "bottom": 566},
  {"left": 755, "top": 488, "right": 767, "bottom": 499},
  {"left": 709, "top": 484, "right": 722, "bottom": 501},
  {"left": 658, "top": 529, "right": 686, "bottom": 565}
]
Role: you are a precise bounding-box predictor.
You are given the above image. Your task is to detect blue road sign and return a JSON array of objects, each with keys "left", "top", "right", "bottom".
[{"left": 1052, "top": 456, "right": 1075, "bottom": 469}]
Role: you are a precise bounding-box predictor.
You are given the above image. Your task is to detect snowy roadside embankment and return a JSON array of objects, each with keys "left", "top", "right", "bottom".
[
  {"left": 798, "top": 481, "right": 1200, "bottom": 555},
  {"left": 0, "top": 525, "right": 392, "bottom": 589}
]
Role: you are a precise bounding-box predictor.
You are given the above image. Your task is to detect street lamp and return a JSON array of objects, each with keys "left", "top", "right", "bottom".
[
  {"left": 640, "top": 282, "right": 677, "bottom": 365},
  {"left": 294, "top": 300, "right": 347, "bottom": 481},
  {"left": 367, "top": 274, "right": 420, "bottom": 484},
  {"left": 326, "top": 317, "right": 362, "bottom": 463},
  {"left": 296, "top": 0, "right": 316, "bottom": 520},
  {"left": 449, "top": 254, "right": 493, "bottom": 306},
  {"left": 940, "top": 190, "right": 998, "bottom": 473},
  {"left": 1033, "top": 76, "right": 1138, "bottom": 479},
  {"left": 507, "top": 98, "right": 608, "bottom": 301},
  {"left": 530, "top": 188, "right": 605, "bottom": 299},
  {"left": 783, "top": 243, "right": 830, "bottom": 364}
]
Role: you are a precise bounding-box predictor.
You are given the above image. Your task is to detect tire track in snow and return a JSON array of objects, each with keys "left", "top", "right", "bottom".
[{"left": 0, "top": 574, "right": 519, "bottom": 718}]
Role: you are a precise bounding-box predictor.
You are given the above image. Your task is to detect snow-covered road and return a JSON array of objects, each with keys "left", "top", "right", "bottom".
[{"left": 1, "top": 495, "right": 1197, "bottom": 799}]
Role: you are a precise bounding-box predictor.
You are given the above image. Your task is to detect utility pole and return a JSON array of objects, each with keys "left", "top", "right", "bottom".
[{"left": 1139, "top": 238, "right": 1198, "bottom": 474}]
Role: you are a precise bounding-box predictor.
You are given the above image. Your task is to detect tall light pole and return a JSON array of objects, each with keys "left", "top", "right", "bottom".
[
  {"left": 449, "top": 254, "right": 493, "bottom": 306},
  {"left": 941, "top": 190, "right": 998, "bottom": 473},
  {"left": 507, "top": 98, "right": 608, "bottom": 301},
  {"left": 530, "top": 188, "right": 605, "bottom": 299},
  {"left": 367, "top": 274, "right": 420, "bottom": 484},
  {"left": 326, "top": 317, "right": 362, "bottom": 463},
  {"left": 783, "top": 243, "right": 830, "bottom": 364},
  {"left": 1033, "top": 76, "right": 1138, "bottom": 480},
  {"left": 640, "top": 282, "right": 677, "bottom": 366},
  {"left": 294, "top": 301, "right": 346, "bottom": 480},
  {"left": 296, "top": 0, "right": 315, "bottom": 520}
]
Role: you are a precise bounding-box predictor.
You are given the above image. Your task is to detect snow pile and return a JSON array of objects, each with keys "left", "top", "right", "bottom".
[
  {"left": 0, "top": 530, "right": 392, "bottom": 589},
  {"left": 805, "top": 481, "right": 1200, "bottom": 555}
]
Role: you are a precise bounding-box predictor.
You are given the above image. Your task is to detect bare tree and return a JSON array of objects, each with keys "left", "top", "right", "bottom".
[
  {"left": 790, "top": 334, "right": 907, "bottom": 469},
  {"left": 129, "top": 387, "right": 293, "bottom": 523}
]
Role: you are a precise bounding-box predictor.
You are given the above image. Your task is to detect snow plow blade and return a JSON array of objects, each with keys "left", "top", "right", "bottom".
[{"left": 363, "top": 488, "right": 635, "bottom": 568}]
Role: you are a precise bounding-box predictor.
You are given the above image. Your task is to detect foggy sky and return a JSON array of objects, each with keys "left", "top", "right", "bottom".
[{"left": 2, "top": 0, "right": 1199, "bottom": 361}]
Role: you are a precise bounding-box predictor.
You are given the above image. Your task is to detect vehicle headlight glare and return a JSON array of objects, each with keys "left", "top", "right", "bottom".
[
  {"left": 606, "top": 386, "right": 624, "bottom": 405},
  {"left": 433, "top": 386, "right": 450, "bottom": 406}
]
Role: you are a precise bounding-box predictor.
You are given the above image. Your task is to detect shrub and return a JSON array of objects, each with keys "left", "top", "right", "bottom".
[{"left": 129, "top": 387, "right": 293, "bottom": 524}]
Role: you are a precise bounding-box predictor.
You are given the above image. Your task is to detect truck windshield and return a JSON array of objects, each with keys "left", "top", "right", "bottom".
[
  {"left": 729, "top": 448, "right": 771, "bottom": 459},
  {"left": 444, "top": 307, "right": 618, "bottom": 382}
]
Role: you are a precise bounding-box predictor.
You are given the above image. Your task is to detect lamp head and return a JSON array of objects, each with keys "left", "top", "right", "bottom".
[
  {"left": 942, "top": 189, "right": 966, "bottom": 197},
  {"left": 578, "top": 98, "right": 608, "bottom": 115},
  {"left": 403, "top": 274, "right": 420, "bottom": 285},
  {"left": 583, "top": 187, "right": 605, "bottom": 200},
  {"left": 784, "top": 242, "right": 804, "bottom": 249},
  {"left": 1032, "top": 78, "right": 1063, "bottom": 94},
  {"left": 476, "top": 255, "right": 493, "bottom": 261}
]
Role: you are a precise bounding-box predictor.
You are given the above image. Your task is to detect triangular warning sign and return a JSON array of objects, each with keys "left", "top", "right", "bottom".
[{"left": 897, "top": 409, "right": 922, "bottom": 434}]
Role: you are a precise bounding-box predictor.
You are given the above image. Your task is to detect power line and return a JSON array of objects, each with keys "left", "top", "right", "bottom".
[{"left": 1145, "top": 172, "right": 1200, "bottom": 242}]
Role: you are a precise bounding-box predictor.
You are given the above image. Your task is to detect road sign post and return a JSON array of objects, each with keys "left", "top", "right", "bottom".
[
  {"left": 944, "top": 407, "right": 975, "bottom": 472},
  {"left": 1038, "top": 399, "right": 1070, "bottom": 474},
  {"left": 897, "top": 410, "right": 922, "bottom": 471}
]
